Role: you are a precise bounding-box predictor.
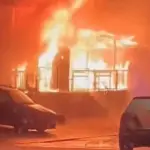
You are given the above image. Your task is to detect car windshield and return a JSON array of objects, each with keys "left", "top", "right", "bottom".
[
  {"left": 9, "top": 90, "right": 34, "bottom": 105},
  {"left": 124, "top": 97, "right": 150, "bottom": 128},
  {"left": 126, "top": 97, "right": 150, "bottom": 113}
]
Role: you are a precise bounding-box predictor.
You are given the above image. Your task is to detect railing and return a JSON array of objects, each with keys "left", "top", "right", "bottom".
[
  {"left": 11, "top": 70, "right": 27, "bottom": 90},
  {"left": 70, "top": 69, "right": 128, "bottom": 91},
  {"left": 12, "top": 68, "right": 128, "bottom": 92}
]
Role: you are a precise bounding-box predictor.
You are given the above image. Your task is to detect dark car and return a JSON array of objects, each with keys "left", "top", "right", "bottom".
[
  {"left": 0, "top": 86, "right": 57, "bottom": 134},
  {"left": 119, "top": 96, "right": 150, "bottom": 150}
]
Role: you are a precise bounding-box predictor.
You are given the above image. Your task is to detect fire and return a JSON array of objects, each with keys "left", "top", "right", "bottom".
[
  {"left": 70, "top": 46, "right": 131, "bottom": 90},
  {"left": 37, "top": 0, "right": 137, "bottom": 92},
  {"left": 14, "top": 62, "right": 27, "bottom": 89},
  {"left": 13, "top": 0, "right": 137, "bottom": 92},
  {"left": 70, "top": 0, "right": 88, "bottom": 12},
  {"left": 17, "top": 62, "right": 27, "bottom": 71},
  {"left": 38, "top": 0, "right": 87, "bottom": 92},
  {"left": 38, "top": 9, "right": 72, "bottom": 92}
]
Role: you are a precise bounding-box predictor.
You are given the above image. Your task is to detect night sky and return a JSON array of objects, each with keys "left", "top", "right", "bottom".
[{"left": 0, "top": 0, "right": 150, "bottom": 83}]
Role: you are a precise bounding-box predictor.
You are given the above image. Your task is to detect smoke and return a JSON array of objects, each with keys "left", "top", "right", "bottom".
[
  {"left": 0, "top": 0, "right": 150, "bottom": 66},
  {"left": 73, "top": 0, "right": 150, "bottom": 44}
]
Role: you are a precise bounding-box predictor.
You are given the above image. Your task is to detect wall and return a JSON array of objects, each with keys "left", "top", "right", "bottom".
[{"left": 31, "top": 91, "right": 130, "bottom": 122}]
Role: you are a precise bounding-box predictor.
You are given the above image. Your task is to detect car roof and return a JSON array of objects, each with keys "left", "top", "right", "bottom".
[{"left": 133, "top": 96, "right": 150, "bottom": 100}]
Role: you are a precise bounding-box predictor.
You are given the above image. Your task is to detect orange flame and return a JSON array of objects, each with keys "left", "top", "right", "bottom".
[
  {"left": 37, "top": 1, "right": 137, "bottom": 92},
  {"left": 71, "top": 0, "right": 88, "bottom": 12},
  {"left": 17, "top": 62, "right": 27, "bottom": 71},
  {"left": 14, "top": 62, "right": 27, "bottom": 89}
]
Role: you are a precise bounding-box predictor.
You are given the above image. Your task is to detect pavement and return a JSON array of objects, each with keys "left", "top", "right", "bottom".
[
  {"left": 0, "top": 118, "right": 118, "bottom": 150},
  {"left": 17, "top": 136, "right": 117, "bottom": 149},
  {"left": 0, "top": 118, "right": 150, "bottom": 150}
]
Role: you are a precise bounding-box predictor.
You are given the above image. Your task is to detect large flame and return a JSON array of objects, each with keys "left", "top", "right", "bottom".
[
  {"left": 16, "top": 0, "right": 137, "bottom": 91},
  {"left": 38, "top": 0, "right": 88, "bottom": 92},
  {"left": 37, "top": 0, "right": 137, "bottom": 92}
]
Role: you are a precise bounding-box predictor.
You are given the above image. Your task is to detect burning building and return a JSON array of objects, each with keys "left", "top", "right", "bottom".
[
  {"left": 11, "top": 2, "right": 137, "bottom": 92},
  {"left": 11, "top": 30, "right": 137, "bottom": 92}
]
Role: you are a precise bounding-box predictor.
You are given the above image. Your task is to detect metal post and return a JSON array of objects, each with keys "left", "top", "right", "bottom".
[
  {"left": 36, "top": 67, "right": 40, "bottom": 92},
  {"left": 113, "top": 38, "right": 118, "bottom": 90},
  {"left": 113, "top": 38, "right": 117, "bottom": 70},
  {"left": 10, "top": 0, "right": 16, "bottom": 44},
  {"left": 11, "top": 2, "right": 16, "bottom": 86},
  {"left": 86, "top": 49, "right": 89, "bottom": 69},
  {"left": 12, "top": 5, "right": 15, "bottom": 30}
]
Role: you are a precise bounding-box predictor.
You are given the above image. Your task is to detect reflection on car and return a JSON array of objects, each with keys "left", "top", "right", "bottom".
[
  {"left": 119, "top": 97, "right": 150, "bottom": 150},
  {"left": 0, "top": 86, "right": 57, "bottom": 134}
]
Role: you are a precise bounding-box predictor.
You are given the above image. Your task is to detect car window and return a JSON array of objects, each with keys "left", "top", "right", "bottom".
[
  {"left": 9, "top": 90, "right": 34, "bottom": 105},
  {"left": 0, "top": 90, "right": 11, "bottom": 103},
  {"left": 126, "top": 97, "right": 150, "bottom": 113},
  {"left": 125, "top": 97, "right": 150, "bottom": 128}
]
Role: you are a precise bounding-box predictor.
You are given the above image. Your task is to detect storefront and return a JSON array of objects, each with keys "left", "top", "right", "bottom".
[{"left": 11, "top": 29, "right": 136, "bottom": 92}]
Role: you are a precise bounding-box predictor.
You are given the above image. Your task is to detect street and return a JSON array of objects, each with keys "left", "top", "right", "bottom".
[
  {"left": 0, "top": 118, "right": 118, "bottom": 150},
  {"left": 0, "top": 118, "right": 150, "bottom": 150}
]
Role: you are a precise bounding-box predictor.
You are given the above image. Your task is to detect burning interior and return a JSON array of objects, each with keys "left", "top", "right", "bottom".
[{"left": 11, "top": 4, "right": 137, "bottom": 92}]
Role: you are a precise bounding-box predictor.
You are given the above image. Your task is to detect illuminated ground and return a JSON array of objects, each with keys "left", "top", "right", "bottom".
[
  {"left": 0, "top": 118, "right": 148, "bottom": 150},
  {"left": 0, "top": 118, "right": 117, "bottom": 149}
]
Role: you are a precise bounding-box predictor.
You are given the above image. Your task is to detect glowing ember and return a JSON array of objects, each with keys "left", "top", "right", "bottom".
[
  {"left": 17, "top": 62, "right": 27, "bottom": 71},
  {"left": 38, "top": 0, "right": 137, "bottom": 92}
]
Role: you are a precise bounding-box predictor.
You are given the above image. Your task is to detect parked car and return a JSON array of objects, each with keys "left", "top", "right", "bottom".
[
  {"left": 119, "top": 96, "right": 150, "bottom": 150},
  {"left": 0, "top": 86, "right": 57, "bottom": 134}
]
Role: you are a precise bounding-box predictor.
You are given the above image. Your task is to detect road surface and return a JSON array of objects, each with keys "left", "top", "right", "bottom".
[
  {"left": 1, "top": 135, "right": 118, "bottom": 150},
  {"left": 0, "top": 118, "right": 148, "bottom": 150},
  {"left": 0, "top": 118, "right": 118, "bottom": 149},
  {"left": 0, "top": 119, "right": 150, "bottom": 150}
]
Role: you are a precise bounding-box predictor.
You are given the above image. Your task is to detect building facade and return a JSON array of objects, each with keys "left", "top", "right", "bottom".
[
  {"left": 12, "top": 46, "right": 129, "bottom": 92},
  {"left": 11, "top": 30, "right": 137, "bottom": 92}
]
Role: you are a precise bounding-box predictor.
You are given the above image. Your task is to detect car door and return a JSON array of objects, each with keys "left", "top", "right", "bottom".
[
  {"left": 125, "top": 97, "right": 150, "bottom": 129},
  {"left": 0, "top": 89, "right": 15, "bottom": 125}
]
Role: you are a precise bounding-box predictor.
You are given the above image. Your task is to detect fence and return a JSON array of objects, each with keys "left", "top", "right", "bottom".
[
  {"left": 12, "top": 68, "right": 128, "bottom": 92},
  {"left": 70, "top": 69, "right": 128, "bottom": 91}
]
